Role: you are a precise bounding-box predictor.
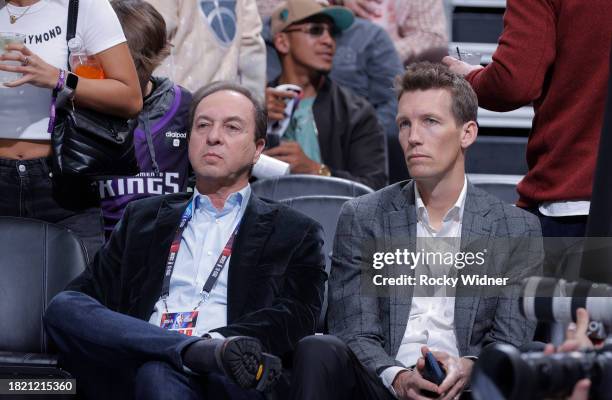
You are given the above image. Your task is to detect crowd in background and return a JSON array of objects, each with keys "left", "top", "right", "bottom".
[
  {"left": 0, "top": 0, "right": 452, "bottom": 252},
  {"left": 1, "top": 0, "right": 610, "bottom": 399}
]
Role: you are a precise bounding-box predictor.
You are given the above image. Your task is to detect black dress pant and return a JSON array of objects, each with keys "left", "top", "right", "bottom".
[{"left": 290, "top": 335, "right": 395, "bottom": 400}]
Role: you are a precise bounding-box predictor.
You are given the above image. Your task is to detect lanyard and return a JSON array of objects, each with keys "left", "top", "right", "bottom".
[{"left": 161, "top": 201, "right": 240, "bottom": 312}]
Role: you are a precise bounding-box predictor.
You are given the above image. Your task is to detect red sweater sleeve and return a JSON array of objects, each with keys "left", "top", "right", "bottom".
[{"left": 465, "top": 0, "right": 558, "bottom": 112}]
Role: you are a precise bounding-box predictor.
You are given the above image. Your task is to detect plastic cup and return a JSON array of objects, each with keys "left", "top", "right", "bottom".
[
  {"left": 0, "top": 32, "right": 26, "bottom": 85},
  {"left": 70, "top": 53, "right": 105, "bottom": 79}
]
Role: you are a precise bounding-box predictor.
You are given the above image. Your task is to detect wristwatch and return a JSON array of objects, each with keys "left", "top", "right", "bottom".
[
  {"left": 318, "top": 163, "right": 332, "bottom": 177},
  {"left": 63, "top": 71, "right": 79, "bottom": 100}
]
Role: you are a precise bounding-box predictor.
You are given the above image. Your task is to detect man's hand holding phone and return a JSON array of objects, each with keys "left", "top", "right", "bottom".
[
  {"left": 416, "top": 346, "right": 474, "bottom": 400},
  {"left": 391, "top": 367, "right": 440, "bottom": 400}
]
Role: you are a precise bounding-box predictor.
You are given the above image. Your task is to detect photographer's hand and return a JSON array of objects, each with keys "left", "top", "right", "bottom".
[
  {"left": 561, "top": 308, "right": 594, "bottom": 351},
  {"left": 568, "top": 379, "right": 591, "bottom": 400},
  {"left": 542, "top": 308, "right": 594, "bottom": 400},
  {"left": 543, "top": 343, "right": 591, "bottom": 400}
]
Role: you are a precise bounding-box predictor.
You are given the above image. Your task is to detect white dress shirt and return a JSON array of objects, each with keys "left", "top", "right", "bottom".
[
  {"left": 381, "top": 177, "right": 467, "bottom": 395},
  {"left": 148, "top": 184, "right": 251, "bottom": 338}
]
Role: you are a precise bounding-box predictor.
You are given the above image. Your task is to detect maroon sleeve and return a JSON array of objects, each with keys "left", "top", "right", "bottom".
[{"left": 465, "top": 0, "right": 558, "bottom": 111}]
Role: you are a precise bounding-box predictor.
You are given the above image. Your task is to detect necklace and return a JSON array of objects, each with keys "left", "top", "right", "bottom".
[{"left": 5, "top": 2, "right": 34, "bottom": 24}]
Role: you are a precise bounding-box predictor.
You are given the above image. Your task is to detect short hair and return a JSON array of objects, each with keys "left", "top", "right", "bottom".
[
  {"left": 188, "top": 81, "right": 268, "bottom": 142},
  {"left": 111, "top": 0, "right": 170, "bottom": 86},
  {"left": 396, "top": 62, "right": 478, "bottom": 126}
]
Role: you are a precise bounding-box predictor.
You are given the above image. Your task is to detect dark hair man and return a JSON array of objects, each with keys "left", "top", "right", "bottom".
[
  {"left": 264, "top": 0, "right": 388, "bottom": 189},
  {"left": 44, "top": 81, "right": 327, "bottom": 400},
  {"left": 290, "top": 63, "right": 543, "bottom": 400}
]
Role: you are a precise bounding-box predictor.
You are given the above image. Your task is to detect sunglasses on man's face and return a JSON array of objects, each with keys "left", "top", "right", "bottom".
[{"left": 284, "top": 23, "right": 337, "bottom": 38}]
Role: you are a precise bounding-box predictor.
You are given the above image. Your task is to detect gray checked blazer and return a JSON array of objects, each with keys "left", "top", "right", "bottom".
[{"left": 327, "top": 180, "right": 543, "bottom": 374}]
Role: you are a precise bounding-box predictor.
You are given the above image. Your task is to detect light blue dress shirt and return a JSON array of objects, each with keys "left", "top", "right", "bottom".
[{"left": 149, "top": 184, "right": 251, "bottom": 337}]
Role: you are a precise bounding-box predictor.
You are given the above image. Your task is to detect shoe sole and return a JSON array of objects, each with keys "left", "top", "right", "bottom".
[
  {"left": 219, "top": 337, "right": 282, "bottom": 391},
  {"left": 255, "top": 352, "right": 282, "bottom": 392}
]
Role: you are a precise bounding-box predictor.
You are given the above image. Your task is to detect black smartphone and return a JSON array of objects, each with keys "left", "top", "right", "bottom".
[
  {"left": 423, "top": 351, "right": 446, "bottom": 385},
  {"left": 420, "top": 351, "right": 447, "bottom": 398}
]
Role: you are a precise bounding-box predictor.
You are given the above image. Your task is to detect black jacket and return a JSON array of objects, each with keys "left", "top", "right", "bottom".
[
  {"left": 68, "top": 192, "right": 327, "bottom": 358},
  {"left": 270, "top": 77, "right": 388, "bottom": 189}
]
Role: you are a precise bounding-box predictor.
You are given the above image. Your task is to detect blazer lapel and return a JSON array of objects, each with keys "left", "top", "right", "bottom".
[
  {"left": 227, "top": 196, "right": 277, "bottom": 322},
  {"left": 385, "top": 182, "right": 418, "bottom": 355},
  {"left": 455, "top": 184, "right": 493, "bottom": 354},
  {"left": 138, "top": 193, "right": 192, "bottom": 318}
]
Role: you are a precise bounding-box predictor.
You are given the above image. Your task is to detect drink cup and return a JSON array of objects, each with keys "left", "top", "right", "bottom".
[
  {"left": 70, "top": 53, "right": 105, "bottom": 79},
  {"left": 252, "top": 154, "right": 290, "bottom": 179},
  {"left": 0, "top": 32, "right": 26, "bottom": 85}
]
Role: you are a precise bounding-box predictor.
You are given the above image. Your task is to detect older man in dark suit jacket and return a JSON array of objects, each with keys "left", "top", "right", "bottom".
[
  {"left": 43, "top": 82, "right": 326, "bottom": 400},
  {"left": 290, "top": 63, "right": 542, "bottom": 400}
]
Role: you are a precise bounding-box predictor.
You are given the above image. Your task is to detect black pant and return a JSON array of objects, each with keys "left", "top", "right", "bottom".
[
  {"left": 525, "top": 208, "right": 588, "bottom": 342},
  {"left": 0, "top": 157, "right": 104, "bottom": 259},
  {"left": 524, "top": 208, "right": 587, "bottom": 279},
  {"left": 523, "top": 207, "right": 587, "bottom": 239},
  {"left": 44, "top": 291, "right": 266, "bottom": 400},
  {"left": 291, "top": 336, "right": 474, "bottom": 400},
  {"left": 290, "top": 335, "right": 395, "bottom": 400}
]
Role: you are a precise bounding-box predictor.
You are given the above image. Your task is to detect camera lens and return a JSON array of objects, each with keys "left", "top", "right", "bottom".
[{"left": 472, "top": 343, "right": 612, "bottom": 400}]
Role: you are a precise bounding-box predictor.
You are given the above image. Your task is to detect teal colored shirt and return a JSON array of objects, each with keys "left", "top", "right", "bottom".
[{"left": 283, "top": 97, "right": 322, "bottom": 163}]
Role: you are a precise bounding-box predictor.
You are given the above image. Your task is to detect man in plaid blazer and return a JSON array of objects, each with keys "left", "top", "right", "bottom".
[{"left": 290, "top": 63, "right": 543, "bottom": 400}]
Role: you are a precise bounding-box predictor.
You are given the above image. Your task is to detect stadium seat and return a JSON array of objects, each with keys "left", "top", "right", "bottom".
[
  {"left": 392, "top": 135, "right": 528, "bottom": 183},
  {"left": 252, "top": 174, "right": 374, "bottom": 201},
  {"left": 452, "top": 6, "right": 504, "bottom": 44},
  {"left": 280, "top": 195, "right": 353, "bottom": 332},
  {"left": 468, "top": 173, "right": 522, "bottom": 204},
  {"left": 466, "top": 136, "right": 528, "bottom": 175},
  {"left": 0, "top": 217, "right": 88, "bottom": 379}
]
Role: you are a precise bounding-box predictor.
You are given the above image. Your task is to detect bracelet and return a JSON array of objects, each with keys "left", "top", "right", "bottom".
[
  {"left": 47, "top": 69, "right": 66, "bottom": 134},
  {"left": 54, "top": 69, "right": 66, "bottom": 92}
]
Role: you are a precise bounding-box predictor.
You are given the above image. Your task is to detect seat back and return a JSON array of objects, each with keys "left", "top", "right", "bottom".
[
  {"left": 468, "top": 174, "right": 523, "bottom": 204},
  {"left": 466, "top": 136, "right": 528, "bottom": 175},
  {"left": 0, "top": 217, "right": 88, "bottom": 354},
  {"left": 280, "top": 195, "right": 353, "bottom": 332},
  {"left": 253, "top": 174, "right": 374, "bottom": 201}
]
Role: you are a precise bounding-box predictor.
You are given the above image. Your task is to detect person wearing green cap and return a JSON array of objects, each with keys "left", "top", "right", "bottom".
[{"left": 264, "top": 0, "right": 388, "bottom": 190}]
